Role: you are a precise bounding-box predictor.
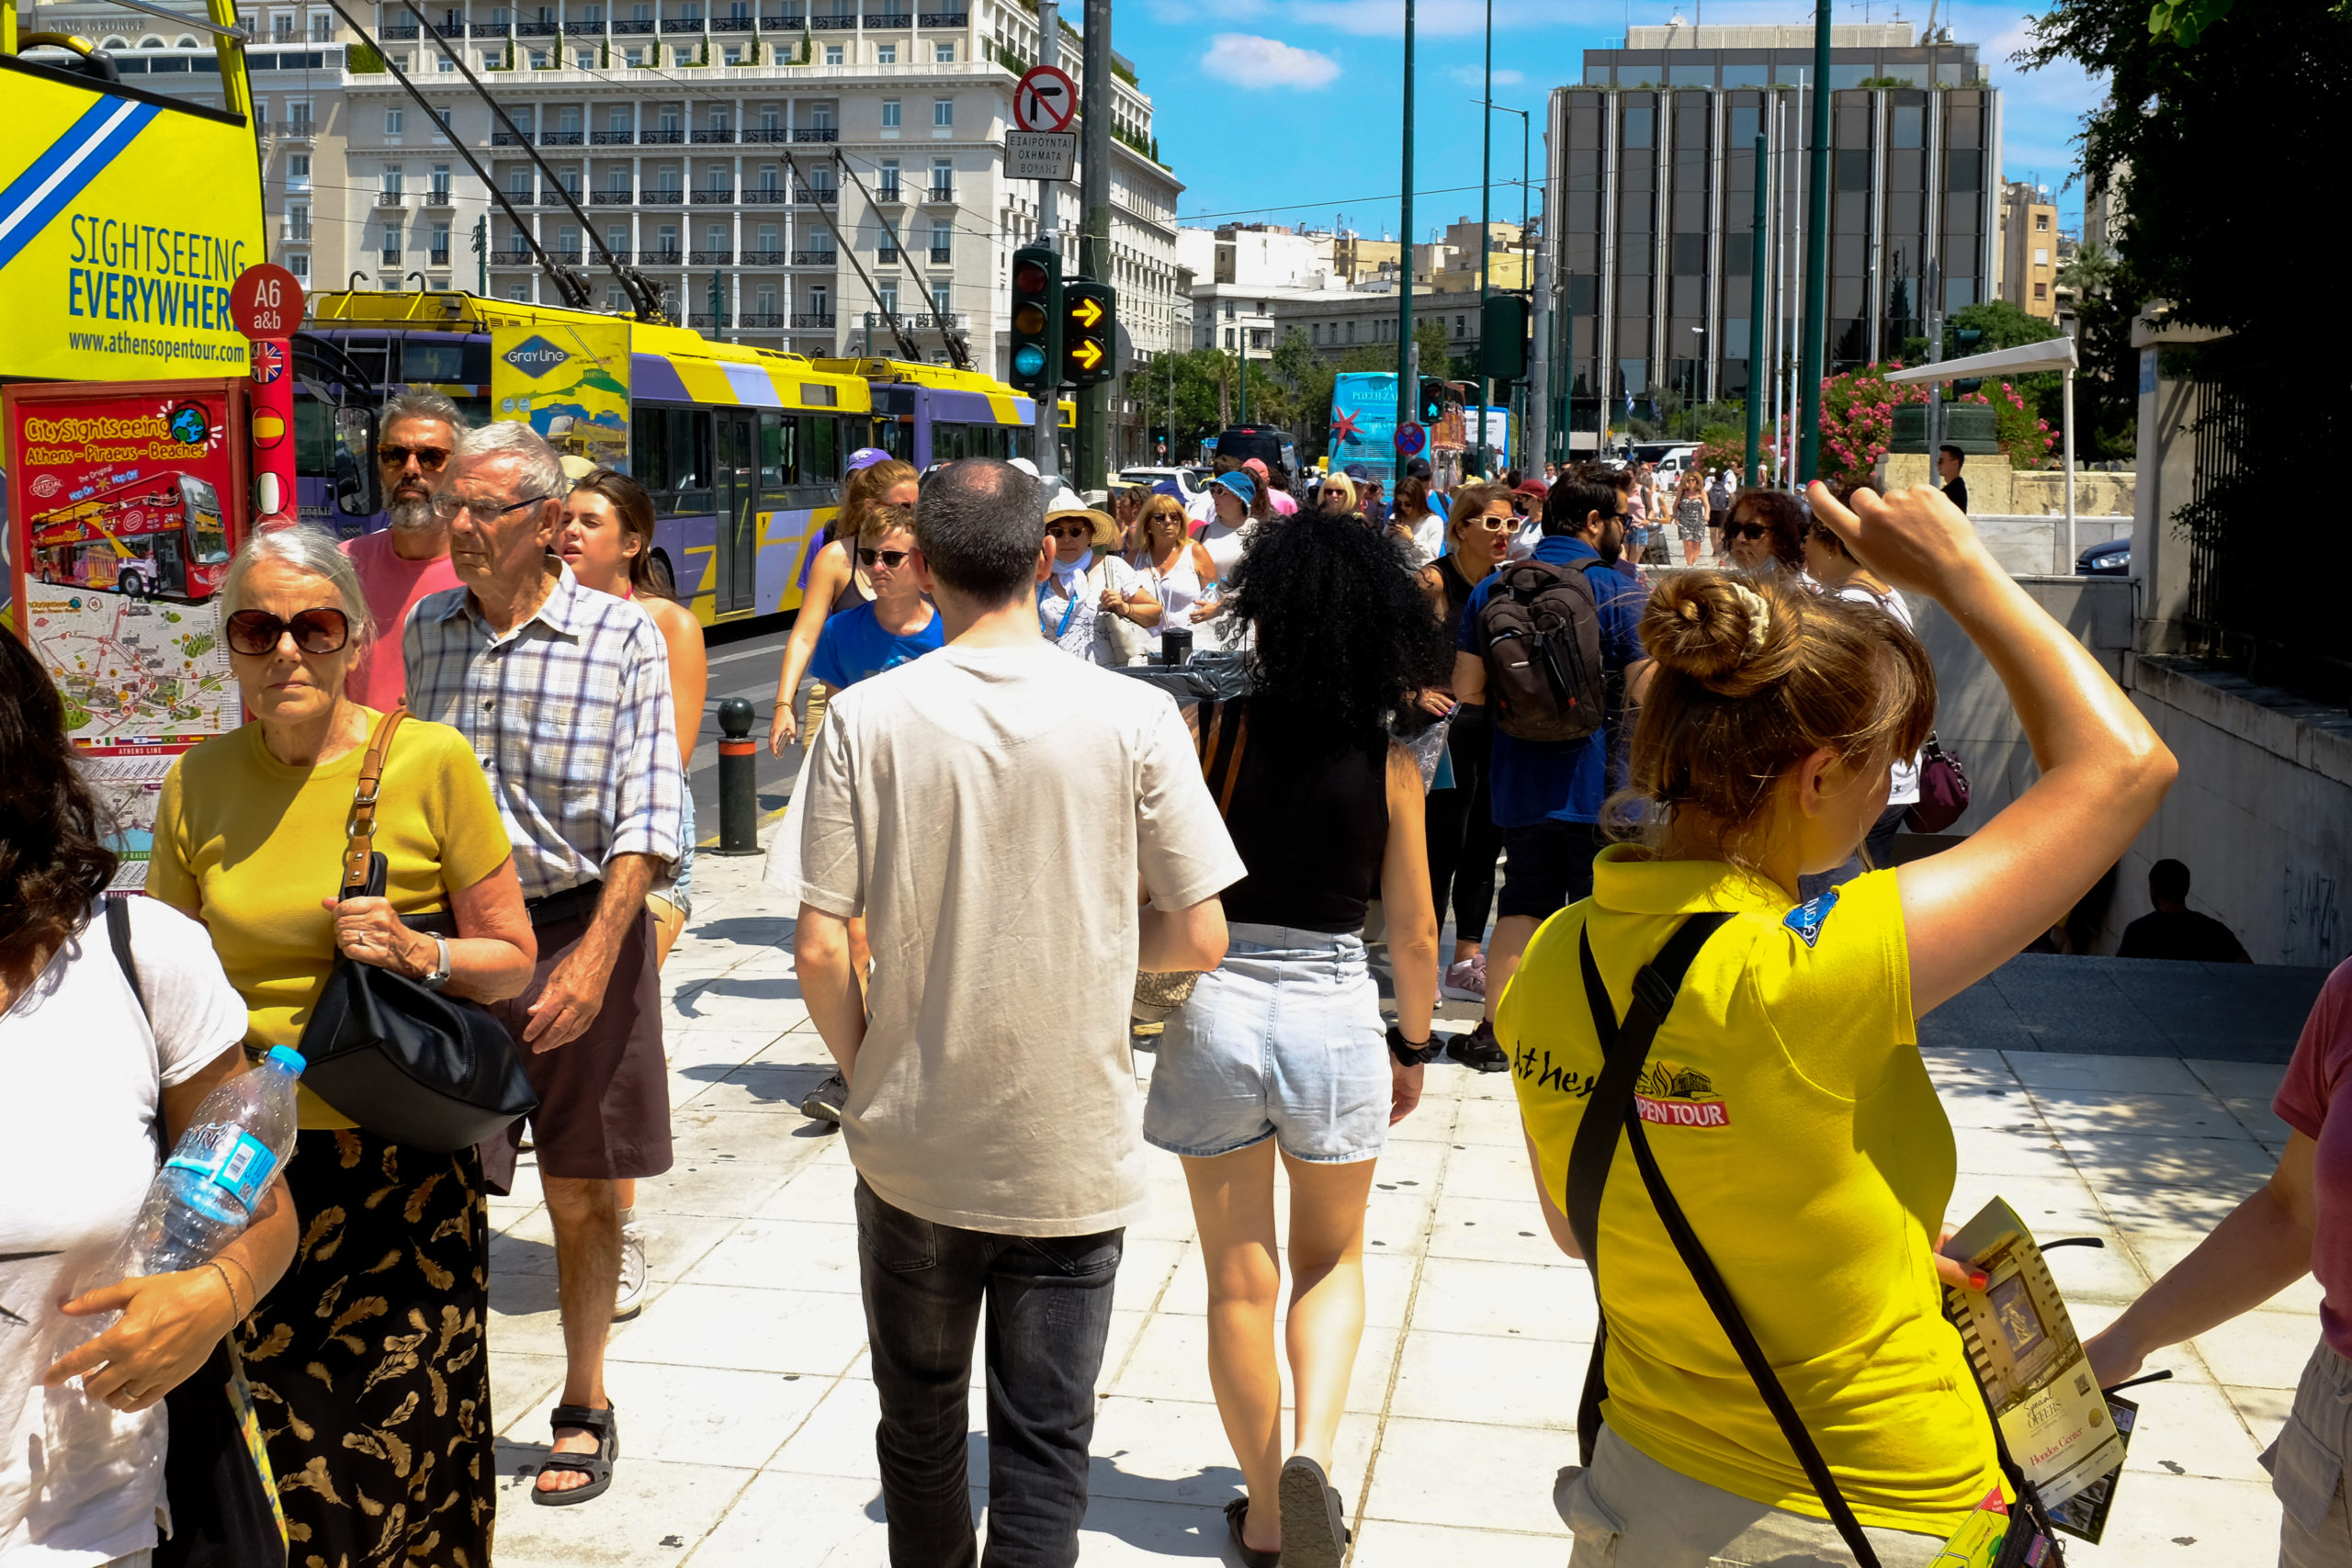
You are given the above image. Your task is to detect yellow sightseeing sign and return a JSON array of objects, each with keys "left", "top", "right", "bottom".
[
  {"left": 1, "top": 50, "right": 264, "bottom": 382},
  {"left": 492, "top": 321, "right": 632, "bottom": 472}
]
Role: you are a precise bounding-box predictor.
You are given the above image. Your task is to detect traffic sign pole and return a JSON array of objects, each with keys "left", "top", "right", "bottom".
[
  {"left": 1027, "top": 6, "right": 1064, "bottom": 479},
  {"left": 231, "top": 264, "right": 304, "bottom": 532}
]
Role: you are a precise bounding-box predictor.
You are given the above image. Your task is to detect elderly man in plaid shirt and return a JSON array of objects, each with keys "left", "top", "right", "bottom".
[{"left": 404, "top": 420, "right": 684, "bottom": 1507}]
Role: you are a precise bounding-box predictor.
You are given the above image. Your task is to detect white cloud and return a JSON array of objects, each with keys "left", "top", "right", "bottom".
[
  {"left": 1447, "top": 63, "right": 1524, "bottom": 87},
  {"left": 1200, "top": 32, "right": 1342, "bottom": 88}
]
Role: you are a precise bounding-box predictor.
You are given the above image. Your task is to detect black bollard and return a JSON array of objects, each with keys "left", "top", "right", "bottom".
[{"left": 716, "top": 696, "right": 759, "bottom": 856}]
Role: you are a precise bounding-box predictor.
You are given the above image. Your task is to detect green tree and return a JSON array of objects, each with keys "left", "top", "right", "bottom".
[{"left": 1947, "top": 299, "right": 2064, "bottom": 352}]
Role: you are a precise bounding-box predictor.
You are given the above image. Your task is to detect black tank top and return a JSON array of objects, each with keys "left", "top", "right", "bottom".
[
  {"left": 1209, "top": 697, "right": 1391, "bottom": 934},
  {"left": 1433, "top": 550, "right": 1479, "bottom": 636}
]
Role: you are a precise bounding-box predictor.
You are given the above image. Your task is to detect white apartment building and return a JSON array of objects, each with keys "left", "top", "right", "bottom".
[{"left": 42, "top": 0, "right": 1183, "bottom": 385}]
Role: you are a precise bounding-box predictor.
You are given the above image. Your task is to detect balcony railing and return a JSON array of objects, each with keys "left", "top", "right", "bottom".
[
  {"left": 865, "top": 310, "right": 961, "bottom": 330},
  {"left": 492, "top": 130, "right": 532, "bottom": 145},
  {"left": 808, "top": 14, "right": 852, "bottom": 27},
  {"left": 791, "top": 249, "right": 835, "bottom": 265},
  {"left": 643, "top": 248, "right": 684, "bottom": 264},
  {"left": 692, "top": 127, "right": 735, "bottom": 141},
  {"left": 592, "top": 130, "right": 635, "bottom": 143},
  {"left": 591, "top": 189, "right": 633, "bottom": 203},
  {"left": 876, "top": 246, "right": 899, "bottom": 263},
  {"left": 376, "top": 189, "right": 407, "bottom": 206},
  {"left": 612, "top": 16, "right": 653, "bottom": 28},
  {"left": 792, "top": 127, "right": 837, "bottom": 142},
  {"left": 428, "top": 249, "right": 451, "bottom": 265},
  {"left": 552, "top": 248, "right": 582, "bottom": 263},
  {"left": 741, "top": 187, "right": 789, "bottom": 205},
  {"left": 797, "top": 186, "right": 838, "bottom": 205},
  {"left": 922, "top": 184, "right": 955, "bottom": 203},
  {"left": 792, "top": 311, "right": 835, "bottom": 327},
  {"left": 740, "top": 249, "right": 787, "bottom": 264},
  {"left": 692, "top": 187, "right": 735, "bottom": 203},
  {"left": 422, "top": 187, "right": 455, "bottom": 206},
  {"left": 280, "top": 221, "right": 312, "bottom": 242},
  {"left": 711, "top": 15, "right": 753, "bottom": 29},
  {"left": 865, "top": 11, "right": 910, "bottom": 25},
  {"left": 688, "top": 248, "right": 731, "bottom": 263},
  {"left": 641, "top": 128, "right": 684, "bottom": 143},
  {"left": 379, "top": 22, "right": 419, "bottom": 37},
  {"left": 759, "top": 11, "right": 802, "bottom": 26},
  {"left": 602, "top": 246, "right": 633, "bottom": 261},
  {"left": 928, "top": 246, "right": 950, "bottom": 264},
  {"left": 643, "top": 189, "right": 685, "bottom": 204},
  {"left": 873, "top": 184, "right": 904, "bottom": 203},
  {"left": 917, "top": 9, "right": 965, "bottom": 22},
  {"left": 542, "top": 130, "right": 583, "bottom": 144},
  {"left": 737, "top": 311, "right": 784, "bottom": 328},
  {"left": 564, "top": 17, "right": 602, "bottom": 31},
  {"left": 660, "top": 17, "right": 702, "bottom": 29},
  {"left": 514, "top": 18, "right": 558, "bottom": 34},
  {"left": 742, "top": 127, "right": 787, "bottom": 141},
  {"left": 688, "top": 311, "right": 729, "bottom": 328}
]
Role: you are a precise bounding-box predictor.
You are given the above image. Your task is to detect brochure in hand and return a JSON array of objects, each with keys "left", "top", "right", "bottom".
[{"left": 1942, "top": 1197, "right": 2130, "bottom": 1542}]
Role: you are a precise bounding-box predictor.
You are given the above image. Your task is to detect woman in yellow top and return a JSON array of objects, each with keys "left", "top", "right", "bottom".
[
  {"left": 1506, "top": 482, "right": 2177, "bottom": 1565},
  {"left": 147, "top": 525, "right": 534, "bottom": 1568}
]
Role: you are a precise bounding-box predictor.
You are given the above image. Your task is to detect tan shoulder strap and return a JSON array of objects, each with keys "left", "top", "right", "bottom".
[{"left": 340, "top": 705, "right": 410, "bottom": 897}]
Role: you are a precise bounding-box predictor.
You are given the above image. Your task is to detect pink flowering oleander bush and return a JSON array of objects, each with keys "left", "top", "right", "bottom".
[
  {"left": 1796, "top": 365, "right": 2060, "bottom": 488},
  {"left": 1698, "top": 433, "right": 1776, "bottom": 484},
  {"left": 1958, "top": 377, "right": 2059, "bottom": 469}
]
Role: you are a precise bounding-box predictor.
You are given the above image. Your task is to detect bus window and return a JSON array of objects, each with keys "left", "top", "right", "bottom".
[
  {"left": 640, "top": 407, "right": 713, "bottom": 509},
  {"left": 807, "top": 416, "right": 841, "bottom": 485},
  {"left": 759, "top": 410, "right": 799, "bottom": 498},
  {"left": 296, "top": 400, "right": 338, "bottom": 476},
  {"left": 933, "top": 423, "right": 966, "bottom": 463},
  {"left": 399, "top": 341, "right": 470, "bottom": 383},
  {"left": 879, "top": 420, "right": 912, "bottom": 463}
]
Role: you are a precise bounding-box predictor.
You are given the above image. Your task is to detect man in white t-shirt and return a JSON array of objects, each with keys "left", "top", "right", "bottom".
[{"left": 794, "top": 457, "right": 1245, "bottom": 1566}]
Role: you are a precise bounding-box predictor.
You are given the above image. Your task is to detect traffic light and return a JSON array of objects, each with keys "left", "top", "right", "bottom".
[
  {"left": 1010, "top": 243, "right": 1061, "bottom": 395},
  {"left": 1062, "top": 277, "right": 1116, "bottom": 389},
  {"left": 1418, "top": 377, "right": 1445, "bottom": 423},
  {"left": 1481, "top": 295, "right": 1529, "bottom": 383},
  {"left": 1951, "top": 324, "right": 1984, "bottom": 395}
]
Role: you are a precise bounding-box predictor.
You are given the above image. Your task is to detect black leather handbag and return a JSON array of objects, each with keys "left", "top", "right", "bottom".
[{"left": 297, "top": 707, "right": 538, "bottom": 1152}]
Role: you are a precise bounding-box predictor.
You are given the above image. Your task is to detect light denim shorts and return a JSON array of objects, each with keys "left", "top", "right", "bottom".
[
  {"left": 1142, "top": 922, "right": 1390, "bottom": 1164},
  {"left": 671, "top": 787, "right": 696, "bottom": 917}
]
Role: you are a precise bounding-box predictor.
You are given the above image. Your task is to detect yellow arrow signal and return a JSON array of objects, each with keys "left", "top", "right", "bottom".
[
  {"left": 1069, "top": 338, "right": 1104, "bottom": 371},
  {"left": 1069, "top": 296, "right": 1104, "bottom": 331}
]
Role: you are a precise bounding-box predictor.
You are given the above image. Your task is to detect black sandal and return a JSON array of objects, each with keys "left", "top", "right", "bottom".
[
  {"left": 1223, "top": 1495, "right": 1280, "bottom": 1567},
  {"left": 1276, "top": 1456, "right": 1351, "bottom": 1568},
  {"left": 531, "top": 1403, "right": 618, "bottom": 1506}
]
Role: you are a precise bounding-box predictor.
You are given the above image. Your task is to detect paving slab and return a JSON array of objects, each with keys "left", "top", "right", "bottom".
[{"left": 475, "top": 831, "right": 2316, "bottom": 1564}]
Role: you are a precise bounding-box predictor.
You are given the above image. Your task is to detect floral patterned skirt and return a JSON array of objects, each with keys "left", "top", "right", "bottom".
[{"left": 236, "top": 1129, "right": 495, "bottom": 1568}]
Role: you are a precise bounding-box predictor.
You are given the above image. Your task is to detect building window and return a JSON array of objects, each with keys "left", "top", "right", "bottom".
[
  {"left": 930, "top": 158, "right": 951, "bottom": 197},
  {"left": 579, "top": 48, "right": 595, "bottom": 65},
  {"left": 1311, "top": 323, "right": 1321, "bottom": 344},
  {"left": 431, "top": 163, "right": 450, "bottom": 197},
  {"left": 2035, "top": 212, "right": 2051, "bottom": 231},
  {"left": 287, "top": 251, "right": 310, "bottom": 279},
  {"left": 1345, "top": 320, "right": 1355, "bottom": 343},
  {"left": 811, "top": 102, "right": 834, "bottom": 130},
  {"left": 823, "top": 42, "right": 841, "bottom": 62},
  {"left": 931, "top": 281, "right": 949, "bottom": 316},
  {"left": 876, "top": 42, "right": 894, "bottom": 62},
  {"left": 381, "top": 223, "right": 401, "bottom": 263},
  {"left": 288, "top": 152, "right": 311, "bottom": 191},
  {"left": 877, "top": 158, "right": 899, "bottom": 197},
  {"left": 879, "top": 281, "right": 898, "bottom": 315},
  {"left": 386, "top": 106, "right": 404, "bottom": 133},
  {"left": 381, "top": 164, "right": 403, "bottom": 194},
  {"left": 431, "top": 221, "right": 451, "bottom": 263},
  {"left": 287, "top": 98, "right": 313, "bottom": 131},
  {"left": 1454, "top": 315, "right": 1464, "bottom": 337},
  {"left": 624, "top": 46, "right": 643, "bottom": 64},
  {"left": 933, "top": 39, "right": 950, "bottom": 62},
  {"left": 933, "top": 96, "right": 952, "bottom": 129},
  {"left": 878, "top": 230, "right": 899, "bottom": 262},
  {"left": 2033, "top": 281, "right": 2048, "bottom": 300},
  {"left": 881, "top": 98, "right": 900, "bottom": 130},
  {"left": 311, "top": 11, "right": 333, "bottom": 38},
  {"left": 930, "top": 219, "right": 949, "bottom": 261}
]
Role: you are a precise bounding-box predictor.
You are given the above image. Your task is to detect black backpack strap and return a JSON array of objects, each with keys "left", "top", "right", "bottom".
[
  {"left": 105, "top": 896, "right": 148, "bottom": 1023},
  {"left": 1571, "top": 911, "right": 1884, "bottom": 1567}
]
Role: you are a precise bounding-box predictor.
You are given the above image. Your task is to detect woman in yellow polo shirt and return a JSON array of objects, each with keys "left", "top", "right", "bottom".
[
  {"left": 147, "top": 525, "right": 534, "bottom": 1568},
  {"left": 1505, "top": 481, "right": 2177, "bottom": 1565}
]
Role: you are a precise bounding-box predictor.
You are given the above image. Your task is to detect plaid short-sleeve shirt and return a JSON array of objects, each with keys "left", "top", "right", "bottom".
[{"left": 403, "top": 563, "right": 684, "bottom": 901}]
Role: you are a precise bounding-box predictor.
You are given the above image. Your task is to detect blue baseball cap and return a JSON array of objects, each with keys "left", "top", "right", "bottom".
[
  {"left": 1343, "top": 463, "right": 1373, "bottom": 481},
  {"left": 1212, "top": 471, "right": 1257, "bottom": 506},
  {"left": 846, "top": 446, "right": 893, "bottom": 472}
]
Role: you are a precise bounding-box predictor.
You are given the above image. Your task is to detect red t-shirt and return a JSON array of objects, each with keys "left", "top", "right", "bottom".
[
  {"left": 339, "top": 529, "right": 461, "bottom": 714},
  {"left": 2273, "top": 955, "right": 2352, "bottom": 1357}
]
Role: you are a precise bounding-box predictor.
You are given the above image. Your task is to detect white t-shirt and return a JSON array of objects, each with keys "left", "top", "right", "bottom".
[
  {"left": 1834, "top": 582, "right": 1924, "bottom": 806},
  {"left": 797, "top": 642, "right": 1248, "bottom": 1235},
  {"left": 1406, "top": 513, "right": 1447, "bottom": 568},
  {"left": 1, "top": 897, "right": 247, "bottom": 1565}
]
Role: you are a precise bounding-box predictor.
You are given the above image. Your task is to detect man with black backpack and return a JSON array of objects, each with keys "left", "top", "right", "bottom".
[{"left": 1444, "top": 468, "right": 1651, "bottom": 1070}]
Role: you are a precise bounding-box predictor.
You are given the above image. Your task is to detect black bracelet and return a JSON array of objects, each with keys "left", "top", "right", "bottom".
[{"left": 1387, "top": 1023, "right": 1442, "bottom": 1066}]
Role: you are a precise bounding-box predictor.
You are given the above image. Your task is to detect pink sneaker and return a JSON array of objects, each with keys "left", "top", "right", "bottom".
[{"left": 1442, "top": 955, "right": 1487, "bottom": 1002}]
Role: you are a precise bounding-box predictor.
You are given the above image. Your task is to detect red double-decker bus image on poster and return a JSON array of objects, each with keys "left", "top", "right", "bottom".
[{"left": 6, "top": 378, "right": 254, "bottom": 886}]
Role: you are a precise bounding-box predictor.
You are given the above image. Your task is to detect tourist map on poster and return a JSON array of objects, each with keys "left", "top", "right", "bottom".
[{"left": 21, "top": 586, "right": 236, "bottom": 744}]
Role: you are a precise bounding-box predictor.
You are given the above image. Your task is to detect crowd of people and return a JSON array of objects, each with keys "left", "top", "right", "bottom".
[{"left": 6, "top": 412, "right": 2352, "bottom": 1568}]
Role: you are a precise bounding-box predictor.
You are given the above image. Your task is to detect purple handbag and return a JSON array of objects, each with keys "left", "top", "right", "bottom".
[{"left": 1905, "top": 733, "right": 1971, "bottom": 833}]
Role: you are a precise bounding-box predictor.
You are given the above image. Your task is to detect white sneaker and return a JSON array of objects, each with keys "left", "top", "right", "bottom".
[{"left": 612, "top": 1222, "right": 648, "bottom": 1322}]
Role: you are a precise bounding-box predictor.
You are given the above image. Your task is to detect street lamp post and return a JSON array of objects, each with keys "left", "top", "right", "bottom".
[
  {"left": 1396, "top": 0, "right": 1417, "bottom": 438},
  {"left": 1479, "top": 96, "right": 1532, "bottom": 473}
]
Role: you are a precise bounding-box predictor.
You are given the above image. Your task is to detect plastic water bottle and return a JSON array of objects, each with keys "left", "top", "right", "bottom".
[{"left": 107, "top": 1045, "right": 306, "bottom": 1280}]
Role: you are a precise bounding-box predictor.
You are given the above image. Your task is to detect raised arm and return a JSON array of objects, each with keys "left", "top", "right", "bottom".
[{"left": 1806, "top": 481, "right": 2176, "bottom": 1014}]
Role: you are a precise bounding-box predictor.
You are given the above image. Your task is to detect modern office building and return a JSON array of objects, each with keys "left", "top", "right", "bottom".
[{"left": 1543, "top": 21, "right": 2000, "bottom": 446}]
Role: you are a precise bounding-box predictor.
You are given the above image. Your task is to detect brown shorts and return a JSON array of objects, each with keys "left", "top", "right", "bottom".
[{"left": 481, "top": 902, "right": 672, "bottom": 1188}]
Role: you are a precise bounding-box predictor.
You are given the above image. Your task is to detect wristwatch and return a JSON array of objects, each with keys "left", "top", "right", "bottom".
[
  {"left": 1387, "top": 1023, "right": 1442, "bottom": 1066},
  {"left": 417, "top": 933, "right": 453, "bottom": 991}
]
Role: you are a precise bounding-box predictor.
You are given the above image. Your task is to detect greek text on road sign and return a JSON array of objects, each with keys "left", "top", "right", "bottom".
[
  {"left": 1006, "top": 130, "right": 1077, "bottom": 182},
  {"left": 1014, "top": 66, "right": 1078, "bottom": 131}
]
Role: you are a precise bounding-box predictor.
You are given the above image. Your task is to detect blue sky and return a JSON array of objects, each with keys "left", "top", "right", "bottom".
[{"left": 1115, "top": 0, "right": 2100, "bottom": 239}]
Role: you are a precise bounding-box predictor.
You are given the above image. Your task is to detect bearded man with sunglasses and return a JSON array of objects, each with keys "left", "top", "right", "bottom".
[
  {"left": 402, "top": 419, "right": 685, "bottom": 1506},
  {"left": 340, "top": 389, "right": 466, "bottom": 712}
]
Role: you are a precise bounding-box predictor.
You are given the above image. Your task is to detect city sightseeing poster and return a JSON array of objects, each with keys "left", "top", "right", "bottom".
[
  {"left": 6, "top": 378, "right": 252, "bottom": 880},
  {"left": 492, "top": 321, "right": 631, "bottom": 472}
]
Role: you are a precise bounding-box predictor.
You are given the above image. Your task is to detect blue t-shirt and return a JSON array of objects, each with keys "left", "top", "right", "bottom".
[
  {"left": 1456, "top": 535, "right": 1647, "bottom": 828},
  {"left": 808, "top": 600, "right": 944, "bottom": 689}
]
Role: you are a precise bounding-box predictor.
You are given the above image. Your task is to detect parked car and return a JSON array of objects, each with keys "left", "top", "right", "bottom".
[
  {"left": 2076, "top": 536, "right": 2131, "bottom": 576},
  {"left": 1631, "top": 442, "right": 1705, "bottom": 483},
  {"left": 1210, "top": 425, "right": 1301, "bottom": 484},
  {"left": 1118, "top": 466, "right": 1204, "bottom": 500}
]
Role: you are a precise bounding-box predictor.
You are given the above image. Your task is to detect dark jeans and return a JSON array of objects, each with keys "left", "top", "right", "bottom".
[
  {"left": 1424, "top": 703, "right": 1501, "bottom": 949},
  {"left": 855, "top": 1177, "right": 1124, "bottom": 1568}
]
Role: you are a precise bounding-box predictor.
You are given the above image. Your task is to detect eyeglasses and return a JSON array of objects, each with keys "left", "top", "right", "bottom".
[
  {"left": 1727, "top": 521, "right": 1772, "bottom": 541},
  {"left": 377, "top": 444, "right": 451, "bottom": 471},
  {"left": 225, "top": 606, "right": 352, "bottom": 657},
  {"left": 1045, "top": 525, "right": 1094, "bottom": 540},
  {"left": 857, "top": 547, "right": 911, "bottom": 569},
  {"left": 428, "top": 491, "right": 552, "bottom": 523}
]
